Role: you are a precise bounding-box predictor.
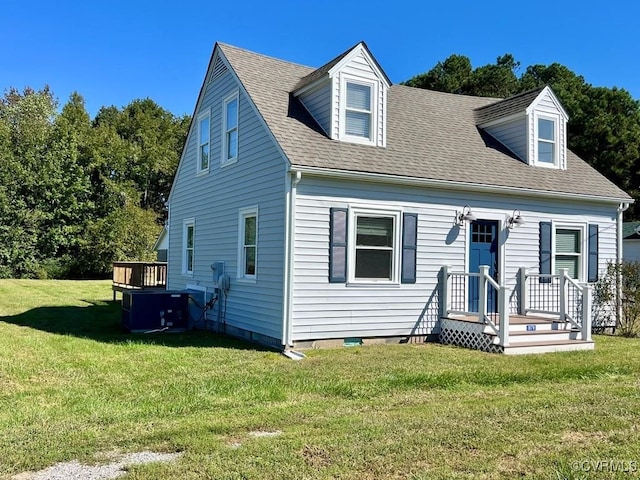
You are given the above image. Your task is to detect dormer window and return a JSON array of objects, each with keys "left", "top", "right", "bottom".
[
  {"left": 537, "top": 116, "right": 557, "bottom": 165},
  {"left": 345, "top": 82, "right": 372, "bottom": 139}
]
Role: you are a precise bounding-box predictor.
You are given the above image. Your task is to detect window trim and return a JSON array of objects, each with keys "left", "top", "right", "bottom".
[
  {"left": 197, "top": 110, "right": 210, "bottom": 174},
  {"left": 339, "top": 76, "right": 378, "bottom": 146},
  {"left": 222, "top": 91, "right": 239, "bottom": 167},
  {"left": 237, "top": 206, "right": 258, "bottom": 282},
  {"left": 533, "top": 112, "right": 560, "bottom": 168},
  {"left": 182, "top": 218, "right": 195, "bottom": 276},
  {"left": 552, "top": 223, "right": 587, "bottom": 281},
  {"left": 347, "top": 207, "right": 401, "bottom": 285}
]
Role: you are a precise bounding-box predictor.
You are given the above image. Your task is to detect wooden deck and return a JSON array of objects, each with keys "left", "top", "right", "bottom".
[{"left": 112, "top": 262, "right": 167, "bottom": 300}]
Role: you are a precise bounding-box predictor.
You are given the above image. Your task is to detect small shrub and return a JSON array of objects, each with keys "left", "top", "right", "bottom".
[{"left": 593, "top": 261, "right": 640, "bottom": 337}]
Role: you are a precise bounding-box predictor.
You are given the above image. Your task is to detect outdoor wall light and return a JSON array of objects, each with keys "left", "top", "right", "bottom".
[
  {"left": 506, "top": 209, "right": 525, "bottom": 229},
  {"left": 455, "top": 205, "right": 476, "bottom": 226}
]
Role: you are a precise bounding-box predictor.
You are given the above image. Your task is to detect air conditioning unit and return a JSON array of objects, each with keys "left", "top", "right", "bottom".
[{"left": 122, "top": 290, "right": 190, "bottom": 333}]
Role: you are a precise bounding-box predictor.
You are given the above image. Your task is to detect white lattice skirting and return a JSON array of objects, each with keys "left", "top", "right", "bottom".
[{"left": 440, "top": 318, "right": 503, "bottom": 354}]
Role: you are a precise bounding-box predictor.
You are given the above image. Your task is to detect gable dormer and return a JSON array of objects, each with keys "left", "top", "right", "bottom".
[
  {"left": 293, "top": 42, "right": 391, "bottom": 147},
  {"left": 475, "top": 86, "right": 569, "bottom": 170}
]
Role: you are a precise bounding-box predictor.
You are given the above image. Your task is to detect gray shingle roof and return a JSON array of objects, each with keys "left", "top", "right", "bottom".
[
  {"left": 474, "top": 87, "right": 545, "bottom": 125},
  {"left": 219, "top": 43, "right": 630, "bottom": 201}
]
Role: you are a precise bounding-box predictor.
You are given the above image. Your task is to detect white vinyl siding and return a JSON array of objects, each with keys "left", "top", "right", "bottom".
[
  {"left": 329, "top": 47, "right": 387, "bottom": 147},
  {"left": 485, "top": 116, "right": 527, "bottom": 162},
  {"left": 291, "top": 175, "right": 617, "bottom": 342},
  {"left": 167, "top": 59, "right": 286, "bottom": 342},
  {"left": 623, "top": 240, "right": 640, "bottom": 262},
  {"left": 298, "top": 81, "right": 332, "bottom": 136},
  {"left": 222, "top": 91, "right": 239, "bottom": 166},
  {"left": 527, "top": 89, "right": 567, "bottom": 170},
  {"left": 197, "top": 112, "right": 210, "bottom": 173}
]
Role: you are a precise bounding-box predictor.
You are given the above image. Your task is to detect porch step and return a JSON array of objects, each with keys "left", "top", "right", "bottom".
[
  {"left": 503, "top": 339, "right": 595, "bottom": 355},
  {"left": 505, "top": 329, "right": 581, "bottom": 344},
  {"left": 507, "top": 321, "right": 576, "bottom": 333}
]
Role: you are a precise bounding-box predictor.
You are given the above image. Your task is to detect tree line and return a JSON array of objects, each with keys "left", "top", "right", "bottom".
[
  {"left": 0, "top": 87, "right": 189, "bottom": 278},
  {"left": 1, "top": 54, "right": 638, "bottom": 279}
]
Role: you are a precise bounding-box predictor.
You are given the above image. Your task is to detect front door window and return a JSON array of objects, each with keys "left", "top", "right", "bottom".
[{"left": 468, "top": 220, "right": 499, "bottom": 313}]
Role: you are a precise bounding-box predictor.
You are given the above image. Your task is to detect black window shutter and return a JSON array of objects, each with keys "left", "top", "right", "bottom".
[
  {"left": 401, "top": 213, "right": 418, "bottom": 284},
  {"left": 588, "top": 224, "right": 599, "bottom": 283},
  {"left": 329, "top": 208, "right": 348, "bottom": 283},
  {"left": 539, "top": 222, "right": 552, "bottom": 284}
]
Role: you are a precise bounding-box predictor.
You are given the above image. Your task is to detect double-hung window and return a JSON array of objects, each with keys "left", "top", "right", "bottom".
[
  {"left": 238, "top": 207, "right": 257, "bottom": 280},
  {"left": 348, "top": 210, "right": 401, "bottom": 283},
  {"left": 355, "top": 215, "right": 394, "bottom": 279},
  {"left": 555, "top": 228, "right": 581, "bottom": 279},
  {"left": 345, "top": 82, "right": 372, "bottom": 140},
  {"left": 537, "top": 116, "right": 557, "bottom": 166},
  {"left": 197, "top": 112, "right": 210, "bottom": 173},
  {"left": 223, "top": 92, "right": 239, "bottom": 165},
  {"left": 183, "top": 219, "right": 195, "bottom": 275}
]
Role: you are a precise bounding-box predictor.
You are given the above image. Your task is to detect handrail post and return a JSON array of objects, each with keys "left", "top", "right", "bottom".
[
  {"left": 581, "top": 283, "right": 593, "bottom": 341},
  {"left": 559, "top": 268, "right": 568, "bottom": 322},
  {"left": 478, "top": 265, "right": 488, "bottom": 324},
  {"left": 499, "top": 285, "right": 509, "bottom": 347},
  {"left": 518, "top": 267, "right": 528, "bottom": 316},
  {"left": 440, "top": 265, "right": 451, "bottom": 318}
]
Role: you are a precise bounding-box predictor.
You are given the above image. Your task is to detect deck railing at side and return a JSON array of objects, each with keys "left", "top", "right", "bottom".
[
  {"left": 519, "top": 267, "right": 592, "bottom": 341},
  {"left": 441, "top": 265, "right": 510, "bottom": 347},
  {"left": 112, "top": 262, "right": 167, "bottom": 300}
]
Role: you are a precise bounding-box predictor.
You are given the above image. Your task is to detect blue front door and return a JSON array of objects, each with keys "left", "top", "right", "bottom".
[{"left": 468, "top": 220, "right": 499, "bottom": 313}]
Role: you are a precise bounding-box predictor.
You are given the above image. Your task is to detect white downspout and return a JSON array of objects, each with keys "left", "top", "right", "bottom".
[
  {"left": 617, "top": 202, "right": 630, "bottom": 326},
  {"left": 282, "top": 170, "right": 301, "bottom": 348}
]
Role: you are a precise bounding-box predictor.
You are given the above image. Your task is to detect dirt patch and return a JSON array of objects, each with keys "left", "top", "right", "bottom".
[
  {"left": 561, "top": 430, "right": 608, "bottom": 446},
  {"left": 301, "top": 445, "right": 332, "bottom": 468},
  {"left": 13, "top": 451, "right": 182, "bottom": 480}
]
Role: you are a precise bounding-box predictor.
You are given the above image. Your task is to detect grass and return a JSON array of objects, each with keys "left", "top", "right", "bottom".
[{"left": 1, "top": 279, "right": 639, "bottom": 479}]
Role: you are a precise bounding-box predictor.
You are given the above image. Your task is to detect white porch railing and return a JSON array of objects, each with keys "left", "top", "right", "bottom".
[
  {"left": 519, "top": 267, "right": 592, "bottom": 342},
  {"left": 441, "top": 265, "right": 510, "bottom": 347},
  {"left": 441, "top": 265, "right": 593, "bottom": 346}
]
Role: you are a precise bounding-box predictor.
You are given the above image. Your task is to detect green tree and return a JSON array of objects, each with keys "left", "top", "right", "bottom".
[{"left": 403, "top": 54, "right": 472, "bottom": 93}]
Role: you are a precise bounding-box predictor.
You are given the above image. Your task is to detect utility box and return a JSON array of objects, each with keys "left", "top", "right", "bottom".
[{"left": 122, "top": 290, "right": 190, "bottom": 333}]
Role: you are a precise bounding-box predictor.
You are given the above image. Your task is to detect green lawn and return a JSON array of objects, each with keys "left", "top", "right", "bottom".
[{"left": 1, "top": 280, "right": 639, "bottom": 479}]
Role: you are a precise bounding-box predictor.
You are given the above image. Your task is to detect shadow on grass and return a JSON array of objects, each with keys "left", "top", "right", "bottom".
[{"left": 0, "top": 302, "right": 270, "bottom": 351}]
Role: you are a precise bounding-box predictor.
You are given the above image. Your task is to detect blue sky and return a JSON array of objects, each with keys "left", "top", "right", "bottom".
[{"left": 3, "top": 0, "right": 638, "bottom": 118}]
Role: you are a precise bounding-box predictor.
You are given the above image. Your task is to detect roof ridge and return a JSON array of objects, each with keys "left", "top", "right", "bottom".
[
  {"left": 216, "top": 42, "right": 315, "bottom": 70},
  {"left": 475, "top": 86, "right": 546, "bottom": 111},
  {"left": 394, "top": 83, "right": 500, "bottom": 102}
]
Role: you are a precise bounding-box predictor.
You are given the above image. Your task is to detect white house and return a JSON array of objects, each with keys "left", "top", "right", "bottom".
[
  {"left": 165, "top": 41, "right": 631, "bottom": 354},
  {"left": 623, "top": 222, "right": 640, "bottom": 262}
]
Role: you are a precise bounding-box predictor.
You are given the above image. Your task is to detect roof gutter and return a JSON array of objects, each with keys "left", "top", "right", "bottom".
[{"left": 290, "top": 165, "right": 633, "bottom": 205}]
